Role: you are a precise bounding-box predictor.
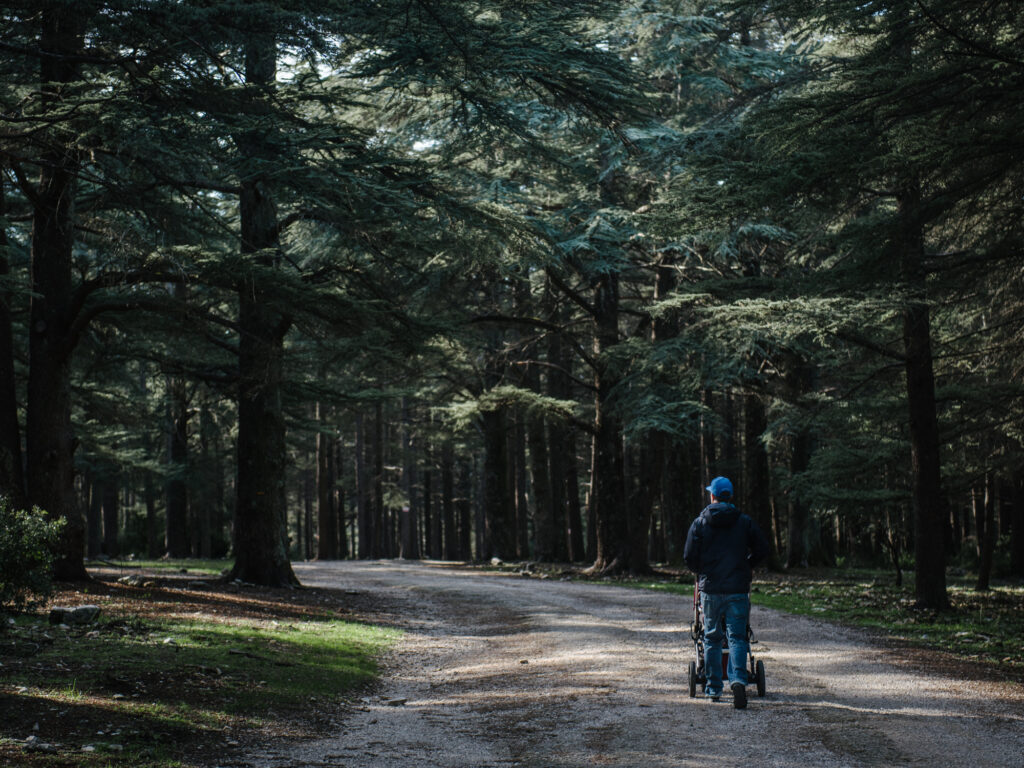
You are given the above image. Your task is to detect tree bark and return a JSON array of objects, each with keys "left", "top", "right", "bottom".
[
  {"left": 1011, "top": 476, "right": 1024, "bottom": 578},
  {"left": 230, "top": 36, "right": 297, "bottom": 587},
  {"left": 0, "top": 174, "right": 26, "bottom": 509},
  {"left": 24, "top": 7, "right": 89, "bottom": 580},
  {"left": 399, "top": 397, "right": 420, "bottom": 559},
  {"left": 86, "top": 473, "right": 102, "bottom": 558},
  {"left": 743, "top": 394, "right": 780, "bottom": 568},
  {"left": 897, "top": 178, "right": 948, "bottom": 608},
  {"left": 787, "top": 429, "right": 812, "bottom": 569},
  {"left": 165, "top": 370, "right": 190, "bottom": 558},
  {"left": 356, "top": 413, "right": 371, "bottom": 558},
  {"left": 442, "top": 441, "right": 457, "bottom": 560},
  {"left": 482, "top": 406, "right": 514, "bottom": 559},
  {"left": 102, "top": 474, "right": 119, "bottom": 557},
  {"left": 317, "top": 401, "right": 338, "bottom": 559},
  {"left": 590, "top": 272, "right": 633, "bottom": 573},
  {"left": 976, "top": 472, "right": 996, "bottom": 591}
]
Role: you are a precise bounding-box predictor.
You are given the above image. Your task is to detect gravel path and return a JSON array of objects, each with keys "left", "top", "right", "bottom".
[{"left": 246, "top": 561, "right": 1024, "bottom": 768}]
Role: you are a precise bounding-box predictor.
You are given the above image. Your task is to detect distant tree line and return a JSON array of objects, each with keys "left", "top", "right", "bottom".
[{"left": 1, "top": 1, "right": 1021, "bottom": 609}]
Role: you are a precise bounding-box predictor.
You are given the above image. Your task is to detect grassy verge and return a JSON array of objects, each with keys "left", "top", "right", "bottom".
[
  {"left": 621, "top": 567, "right": 1024, "bottom": 681},
  {"left": 0, "top": 567, "right": 399, "bottom": 767}
]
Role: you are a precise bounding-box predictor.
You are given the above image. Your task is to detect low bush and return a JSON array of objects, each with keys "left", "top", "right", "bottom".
[{"left": 0, "top": 498, "right": 65, "bottom": 613}]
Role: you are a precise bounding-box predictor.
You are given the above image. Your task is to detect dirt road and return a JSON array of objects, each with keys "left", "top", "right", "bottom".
[{"left": 246, "top": 561, "right": 1024, "bottom": 768}]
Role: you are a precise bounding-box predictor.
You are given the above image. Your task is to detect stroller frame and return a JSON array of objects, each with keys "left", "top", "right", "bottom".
[{"left": 687, "top": 581, "right": 766, "bottom": 700}]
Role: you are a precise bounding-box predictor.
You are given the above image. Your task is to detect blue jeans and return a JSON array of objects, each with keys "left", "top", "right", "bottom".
[{"left": 701, "top": 592, "right": 750, "bottom": 694}]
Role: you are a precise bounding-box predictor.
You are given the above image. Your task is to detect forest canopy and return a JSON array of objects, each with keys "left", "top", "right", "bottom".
[{"left": 1, "top": 0, "right": 1021, "bottom": 609}]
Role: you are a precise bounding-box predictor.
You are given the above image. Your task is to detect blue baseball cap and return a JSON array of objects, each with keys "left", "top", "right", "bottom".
[{"left": 706, "top": 476, "right": 733, "bottom": 498}]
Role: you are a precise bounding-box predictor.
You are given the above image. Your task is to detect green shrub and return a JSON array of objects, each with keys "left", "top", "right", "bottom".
[{"left": 0, "top": 498, "right": 65, "bottom": 613}]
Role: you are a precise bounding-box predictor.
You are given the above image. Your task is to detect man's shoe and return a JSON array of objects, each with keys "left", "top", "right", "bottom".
[
  {"left": 731, "top": 682, "right": 747, "bottom": 709},
  {"left": 705, "top": 689, "right": 721, "bottom": 702}
]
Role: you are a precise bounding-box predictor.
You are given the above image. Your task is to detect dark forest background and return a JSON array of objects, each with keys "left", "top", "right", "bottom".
[{"left": 2, "top": 0, "right": 1022, "bottom": 609}]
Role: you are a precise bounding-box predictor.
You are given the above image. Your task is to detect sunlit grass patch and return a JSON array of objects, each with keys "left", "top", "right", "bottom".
[
  {"left": 748, "top": 569, "right": 1024, "bottom": 678},
  {"left": 1, "top": 583, "right": 399, "bottom": 767}
]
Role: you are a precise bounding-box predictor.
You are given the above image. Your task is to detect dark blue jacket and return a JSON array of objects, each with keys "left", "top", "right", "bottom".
[{"left": 683, "top": 503, "right": 770, "bottom": 594}]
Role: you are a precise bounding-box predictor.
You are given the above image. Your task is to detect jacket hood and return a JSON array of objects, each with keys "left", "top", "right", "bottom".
[{"left": 703, "top": 502, "right": 741, "bottom": 528}]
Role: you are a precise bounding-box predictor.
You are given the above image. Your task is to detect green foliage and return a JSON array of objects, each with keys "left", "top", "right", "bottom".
[{"left": 0, "top": 499, "right": 64, "bottom": 612}]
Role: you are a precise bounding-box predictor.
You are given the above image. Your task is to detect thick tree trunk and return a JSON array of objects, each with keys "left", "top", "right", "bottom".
[
  {"left": 316, "top": 402, "right": 338, "bottom": 559},
  {"left": 897, "top": 179, "right": 948, "bottom": 609},
  {"left": 230, "top": 36, "right": 297, "bottom": 587},
  {"left": 482, "top": 406, "right": 515, "bottom": 560},
  {"left": 25, "top": 7, "right": 88, "bottom": 580},
  {"left": 0, "top": 175, "right": 26, "bottom": 509}
]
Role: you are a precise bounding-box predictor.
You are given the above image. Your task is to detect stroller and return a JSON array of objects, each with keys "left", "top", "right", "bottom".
[{"left": 688, "top": 581, "right": 766, "bottom": 704}]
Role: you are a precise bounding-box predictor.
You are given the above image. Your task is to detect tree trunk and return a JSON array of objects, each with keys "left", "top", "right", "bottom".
[
  {"left": 457, "top": 455, "right": 473, "bottom": 560},
  {"left": 442, "top": 441, "right": 457, "bottom": 560},
  {"left": 165, "top": 370, "right": 190, "bottom": 558},
  {"left": 316, "top": 401, "right": 338, "bottom": 559},
  {"left": 546, "top": 307, "right": 575, "bottom": 562},
  {"left": 1010, "top": 476, "right": 1024, "bottom": 578},
  {"left": 897, "top": 178, "right": 948, "bottom": 609},
  {"left": 25, "top": 6, "right": 88, "bottom": 580},
  {"left": 743, "top": 394, "right": 780, "bottom": 569},
  {"left": 144, "top": 469, "right": 160, "bottom": 559},
  {"left": 356, "top": 413, "right": 371, "bottom": 558},
  {"left": 335, "top": 437, "right": 347, "bottom": 559},
  {"left": 373, "top": 401, "right": 385, "bottom": 557},
  {"left": 230, "top": 36, "right": 297, "bottom": 587},
  {"left": 399, "top": 398, "right": 420, "bottom": 560},
  {"left": 527, "top": 360, "right": 555, "bottom": 561},
  {"left": 976, "top": 472, "right": 996, "bottom": 591},
  {"left": 590, "top": 272, "right": 632, "bottom": 573},
  {"left": 787, "top": 429, "right": 812, "bottom": 568},
  {"left": 86, "top": 473, "right": 102, "bottom": 558},
  {"left": 102, "top": 474, "right": 119, "bottom": 557},
  {"left": 699, "top": 389, "right": 717, "bottom": 489},
  {"left": 482, "top": 406, "right": 514, "bottom": 560},
  {"left": 0, "top": 174, "right": 26, "bottom": 509}
]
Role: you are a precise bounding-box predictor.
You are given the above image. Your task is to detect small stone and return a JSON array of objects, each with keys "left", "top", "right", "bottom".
[
  {"left": 82, "top": 745, "right": 96, "bottom": 753},
  {"left": 490, "top": 557, "right": 503, "bottom": 566},
  {"left": 385, "top": 698, "right": 407, "bottom": 707},
  {"left": 163, "top": 637, "right": 176, "bottom": 645}
]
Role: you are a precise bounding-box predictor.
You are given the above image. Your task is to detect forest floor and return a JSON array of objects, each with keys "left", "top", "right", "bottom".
[
  {"left": 244, "top": 561, "right": 1024, "bottom": 768},
  {"left": 3, "top": 561, "right": 1023, "bottom": 767}
]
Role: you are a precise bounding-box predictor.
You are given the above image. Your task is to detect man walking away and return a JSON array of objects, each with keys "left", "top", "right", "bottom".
[{"left": 684, "top": 476, "right": 770, "bottom": 709}]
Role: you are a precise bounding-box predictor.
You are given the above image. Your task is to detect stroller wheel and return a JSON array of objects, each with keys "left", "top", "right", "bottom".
[
  {"left": 688, "top": 661, "right": 697, "bottom": 698},
  {"left": 755, "top": 659, "right": 766, "bottom": 697}
]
